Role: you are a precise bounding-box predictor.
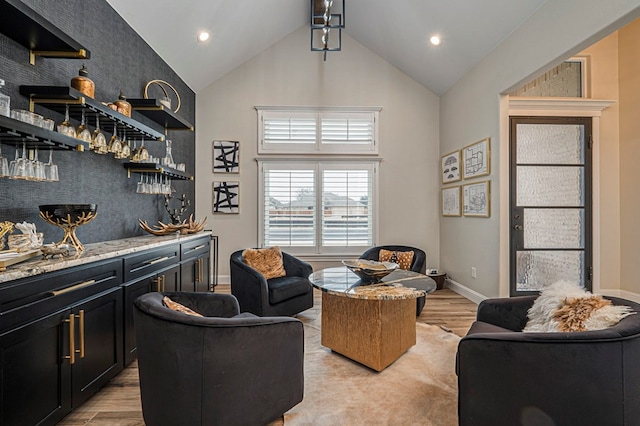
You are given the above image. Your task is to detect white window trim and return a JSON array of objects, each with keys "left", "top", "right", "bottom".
[
  {"left": 257, "top": 158, "right": 380, "bottom": 256},
  {"left": 256, "top": 106, "right": 381, "bottom": 155}
]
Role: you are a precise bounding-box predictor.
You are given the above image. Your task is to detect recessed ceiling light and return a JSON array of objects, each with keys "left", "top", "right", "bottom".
[
  {"left": 197, "top": 31, "right": 210, "bottom": 43},
  {"left": 430, "top": 35, "right": 441, "bottom": 46}
]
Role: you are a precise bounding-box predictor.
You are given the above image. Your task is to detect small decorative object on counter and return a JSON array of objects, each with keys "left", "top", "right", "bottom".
[
  {"left": 0, "top": 221, "right": 15, "bottom": 250},
  {"left": 0, "top": 79, "right": 10, "bottom": 117},
  {"left": 40, "top": 243, "right": 71, "bottom": 259},
  {"left": 70, "top": 64, "right": 95, "bottom": 98},
  {"left": 138, "top": 214, "right": 207, "bottom": 236},
  {"left": 164, "top": 193, "right": 189, "bottom": 224},
  {"left": 8, "top": 221, "right": 43, "bottom": 251},
  {"left": 114, "top": 91, "right": 131, "bottom": 117}
]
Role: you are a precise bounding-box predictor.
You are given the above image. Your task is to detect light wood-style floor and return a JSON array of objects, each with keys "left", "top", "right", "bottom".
[{"left": 58, "top": 286, "right": 478, "bottom": 425}]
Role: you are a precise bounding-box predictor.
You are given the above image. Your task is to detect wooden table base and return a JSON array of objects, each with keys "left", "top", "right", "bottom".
[{"left": 321, "top": 291, "right": 417, "bottom": 371}]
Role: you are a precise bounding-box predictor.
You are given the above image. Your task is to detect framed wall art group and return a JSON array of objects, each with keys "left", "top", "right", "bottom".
[
  {"left": 212, "top": 140, "right": 240, "bottom": 214},
  {"left": 440, "top": 137, "right": 491, "bottom": 218}
]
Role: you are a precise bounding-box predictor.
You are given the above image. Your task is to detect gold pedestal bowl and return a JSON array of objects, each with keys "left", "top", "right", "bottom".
[{"left": 39, "top": 204, "right": 98, "bottom": 252}]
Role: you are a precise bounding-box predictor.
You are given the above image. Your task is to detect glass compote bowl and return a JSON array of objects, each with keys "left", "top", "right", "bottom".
[{"left": 38, "top": 204, "right": 98, "bottom": 252}]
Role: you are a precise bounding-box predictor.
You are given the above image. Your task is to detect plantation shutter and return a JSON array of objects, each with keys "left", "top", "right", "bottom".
[
  {"left": 320, "top": 112, "right": 375, "bottom": 146},
  {"left": 321, "top": 165, "right": 374, "bottom": 247},
  {"left": 263, "top": 165, "right": 316, "bottom": 247}
]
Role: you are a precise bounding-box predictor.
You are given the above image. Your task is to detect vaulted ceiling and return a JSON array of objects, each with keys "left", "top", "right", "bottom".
[{"left": 105, "top": 0, "right": 548, "bottom": 95}]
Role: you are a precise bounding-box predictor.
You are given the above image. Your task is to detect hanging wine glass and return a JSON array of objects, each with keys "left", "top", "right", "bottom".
[
  {"left": 76, "top": 110, "right": 91, "bottom": 143},
  {"left": 119, "top": 136, "right": 131, "bottom": 160},
  {"left": 108, "top": 122, "right": 123, "bottom": 157},
  {"left": 57, "top": 104, "right": 76, "bottom": 137},
  {"left": 0, "top": 144, "right": 9, "bottom": 177},
  {"left": 32, "top": 147, "right": 46, "bottom": 181},
  {"left": 91, "top": 115, "right": 108, "bottom": 154},
  {"left": 45, "top": 148, "right": 59, "bottom": 182}
]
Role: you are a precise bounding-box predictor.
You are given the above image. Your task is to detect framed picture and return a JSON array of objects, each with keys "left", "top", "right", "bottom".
[
  {"left": 213, "top": 181, "right": 239, "bottom": 213},
  {"left": 441, "top": 186, "right": 461, "bottom": 217},
  {"left": 463, "top": 137, "right": 490, "bottom": 179},
  {"left": 441, "top": 150, "right": 461, "bottom": 184},
  {"left": 213, "top": 140, "right": 239, "bottom": 173},
  {"left": 463, "top": 180, "right": 490, "bottom": 217}
]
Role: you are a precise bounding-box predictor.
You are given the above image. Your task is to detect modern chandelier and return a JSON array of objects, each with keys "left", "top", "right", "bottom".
[{"left": 310, "top": 0, "right": 345, "bottom": 61}]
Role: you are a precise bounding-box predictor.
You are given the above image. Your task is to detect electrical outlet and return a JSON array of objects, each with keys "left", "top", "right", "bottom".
[{"left": 471, "top": 267, "right": 477, "bottom": 279}]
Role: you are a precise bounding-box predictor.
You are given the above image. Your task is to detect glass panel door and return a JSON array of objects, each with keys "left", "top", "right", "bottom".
[{"left": 510, "top": 117, "right": 592, "bottom": 295}]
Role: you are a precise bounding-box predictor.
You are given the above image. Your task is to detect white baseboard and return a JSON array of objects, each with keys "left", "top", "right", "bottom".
[
  {"left": 217, "top": 274, "right": 231, "bottom": 286},
  {"left": 599, "top": 288, "right": 640, "bottom": 304},
  {"left": 445, "top": 279, "right": 487, "bottom": 305}
]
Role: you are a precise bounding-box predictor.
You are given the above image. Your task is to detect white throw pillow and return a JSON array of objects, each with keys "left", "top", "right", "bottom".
[{"left": 523, "top": 280, "right": 635, "bottom": 332}]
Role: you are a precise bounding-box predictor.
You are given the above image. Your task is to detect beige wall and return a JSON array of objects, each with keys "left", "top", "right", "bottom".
[
  {"left": 195, "top": 27, "right": 440, "bottom": 279},
  {"left": 440, "top": 0, "right": 640, "bottom": 299},
  {"left": 580, "top": 33, "right": 621, "bottom": 292},
  {"left": 619, "top": 20, "right": 640, "bottom": 295}
]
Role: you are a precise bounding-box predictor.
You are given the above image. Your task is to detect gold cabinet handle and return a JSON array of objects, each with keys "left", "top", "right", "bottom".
[
  {"left": 76, "top": 310, "right": 85, "bottom": 359},
  {"left": 161, "top": 275, "right": 166, "bottom": 292},
  {"left": 153, "top": 277, "right": 161, "bottom": 292},
  {"left": 200, "top": 258, "right": 204, "bottom": 284},
  {"left": 63, "top": 313, "right": 75, "bottom": 365},
  {"left": 52, "top": 279, "right": 96, "bottom": 296},
  {"left": 147, "top": 256, "right": 170, "bottom": 266},
  {"left": 195, "top": 259, "right": 201, "bottom": 283}
]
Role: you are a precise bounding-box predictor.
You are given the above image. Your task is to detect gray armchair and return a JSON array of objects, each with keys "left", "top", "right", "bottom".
[
  {"left": 359, "top": 245, "right": 432, "bottom": 315},
  {"left": 457, "top": 295, "right": 640, "bottom": 426},
  {"left": 230, "top": 249, "right": 314, "bottom": 316},
  {"left": 133, "top": 292, "right": 304, "bottom": 426}
]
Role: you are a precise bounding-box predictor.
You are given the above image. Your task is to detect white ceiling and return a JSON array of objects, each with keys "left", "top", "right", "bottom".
[{"left": 105, "top": 0, "right": 548, "bottom": 95}]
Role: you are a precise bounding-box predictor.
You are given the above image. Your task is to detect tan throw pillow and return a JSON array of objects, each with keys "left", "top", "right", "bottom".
[
  {"left": 379, "top": 249, "right": 414, "bottom": 271},
  {"left": 163, "top": 296, "right": 203, "bottom": 317},
  {"left": 242, "top": 246, "right": 287, "bottom": 279}
]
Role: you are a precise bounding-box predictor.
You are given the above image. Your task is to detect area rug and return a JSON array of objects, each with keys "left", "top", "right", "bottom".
[{"left": 280, "top": 319, "right": 461, "bottom": 425}]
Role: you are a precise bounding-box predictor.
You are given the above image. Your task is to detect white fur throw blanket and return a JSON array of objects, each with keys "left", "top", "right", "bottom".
[{"left": 523, "top": 280, "right": 635, "bottom": 332}]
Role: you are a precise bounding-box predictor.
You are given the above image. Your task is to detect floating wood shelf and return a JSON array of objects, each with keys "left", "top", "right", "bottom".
[
  {"left": 128, "top": 98, "right": 194, "bottom": 132},
  {"left": 19, "top": 86, "right": 165, "bottom": 141},
  {"left": 0, "top": 114, "right": 88, "bottom": 151},
  {"left": 0, "top": 0, "right": 90, "bottom": 65},
  {"left": 123, "top": 162, "right": 193, "bottom": 180}
]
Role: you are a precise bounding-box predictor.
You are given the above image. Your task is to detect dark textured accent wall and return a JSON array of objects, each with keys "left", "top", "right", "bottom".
[{"left": 0, "top": 0, "right": 195, "bottom": 245}]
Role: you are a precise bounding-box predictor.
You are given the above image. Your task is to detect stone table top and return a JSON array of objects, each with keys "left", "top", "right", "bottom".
[
  {"left": 0, "top": 231, "right": 211, "bottom": 283},
  {"left": 309, "top": 266, "right": 437, "bottom": 300}
]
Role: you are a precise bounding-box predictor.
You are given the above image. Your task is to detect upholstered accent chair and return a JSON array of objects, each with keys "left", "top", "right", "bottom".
[
  {"left": 230, "top": 249, "right": 314, "bottom": 316},
  {"left": 133, "top": 292, "right": 304, "bottom": 426},
  {"left": 359, "top": 245, "right": 431, "bottom": 315},
  {"left": 457, "top": 295, "right": 640, "bottom": 426}
]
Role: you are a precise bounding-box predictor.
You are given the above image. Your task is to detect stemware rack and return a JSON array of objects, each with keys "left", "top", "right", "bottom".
[
  {"left": 124, "top": 162, "right": 192, "bottom": 180},
  {"left": 0, "top": 114, "right": 88, "bottom": 151}
]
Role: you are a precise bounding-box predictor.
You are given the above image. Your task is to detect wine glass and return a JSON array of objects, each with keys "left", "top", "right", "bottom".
[
  {"left": 119, "top": 137, "right": 131, "bottom": 160},
  {"left": 108, "top": 122, "right": 123, "bottom": 157},
  {"left": 76, "top": 110, "right": 91, "bottom": 143},
  {"left": 91, "top": 115, "right": 108, "bottom": 154},
  {"left": 32, "top": 147, "right": 46, "bottom": 181},
  {"left": 0, "top": 144, "right": 9, "bottom": 177},
  {"left": 45, "top": 149, "right": 59, "bottom": 182},
  {"left": 57, "top": 105, "right": 76, "bottom": 137}
]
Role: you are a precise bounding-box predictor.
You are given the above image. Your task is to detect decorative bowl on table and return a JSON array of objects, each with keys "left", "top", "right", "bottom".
[
  {"left": 38, "top": 204, "right": 98, "bottom": 252},
  {"left": 342, "top": 259, "right": 399, "bottom": 283}
]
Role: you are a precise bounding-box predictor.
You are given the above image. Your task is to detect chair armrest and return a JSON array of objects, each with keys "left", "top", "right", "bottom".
[
  {"left": 230, "top": 250, "right": 270, "bottom": 314},
  {"left": 282, "top": 252, "right": 313, "bottom": 277},
  {"left": 476, "top": 295, "right": 536, "bottom": 331}
]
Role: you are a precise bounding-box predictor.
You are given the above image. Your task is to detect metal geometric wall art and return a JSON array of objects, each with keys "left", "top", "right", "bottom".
[
  {"left": 213, "top": 140, "right": 239, "bottom": 173},
  {"left": 212, "top": 181, "right": 239, "bottom": 214}
]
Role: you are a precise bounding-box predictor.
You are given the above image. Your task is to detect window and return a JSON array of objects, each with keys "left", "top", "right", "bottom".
[
  {"left": 257, "top": 106, "right": 380, "bottom": 154},
  {"left": 258, "top": 161, "right": 378, "bottom": 255}
]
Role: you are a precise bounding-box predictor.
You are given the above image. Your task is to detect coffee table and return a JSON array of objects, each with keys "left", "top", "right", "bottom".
[{"left": 309, "top": 266, "right": 436, "bottom": 371}]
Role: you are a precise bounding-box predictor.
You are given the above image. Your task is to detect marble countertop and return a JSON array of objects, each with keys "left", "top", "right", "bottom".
[{"left": 0, "top": 231, "right": 212, "bottom": 284}]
